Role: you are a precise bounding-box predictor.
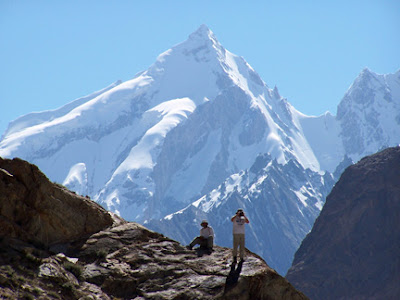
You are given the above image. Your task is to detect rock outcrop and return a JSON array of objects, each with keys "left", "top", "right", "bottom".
[
  {"left": 286, "top": 147, "right": 400, "bottom": 299},
  {"left": 0, "top": 157, "right": 114, "bottom": 247},
  {"left": 0, "top": 157, "right": 307, "bottom": 299}
]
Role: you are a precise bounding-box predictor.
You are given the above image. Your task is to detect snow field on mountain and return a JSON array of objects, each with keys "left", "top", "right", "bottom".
[
  {"left": 295, "top": 111, "right": 343, "bottom": 172},
  {"left": 0, "top": 75, "right": 152, "bottom": 160},
  {"left": 63, "top": 162, "right": 88, "bottom": 196},
  {"left": 114, "top": 98, "right": 196, "bottom": 174},
  {"left": 2, "top": 81, "right": 123, "bottom": 139}
]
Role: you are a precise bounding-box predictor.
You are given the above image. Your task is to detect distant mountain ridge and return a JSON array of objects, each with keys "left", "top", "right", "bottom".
[
  {"left": 298, "top": 67, "right": 400, "bottom": 171},
  {"left": 1, "top": 80, "right": 123, "bottom": 139},
  {"left": 337, "top": 68, "right": 400, "bottom": 156},
  {"left": 0, "top": 25, "right": 399, "bottom": 274}
]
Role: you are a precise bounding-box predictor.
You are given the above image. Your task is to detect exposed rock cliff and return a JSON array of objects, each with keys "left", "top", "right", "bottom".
[
  {"left": 0, "top": 157, "right": 307, "bottom": 299},
  {"left": 286, "top": 147, "right": 400, "bottom": 299},
  {"left": 0, "top": 157, "right": 114, "bottom": 247}
]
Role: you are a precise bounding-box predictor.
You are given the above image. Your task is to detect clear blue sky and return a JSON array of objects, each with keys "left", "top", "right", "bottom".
[{"left": 1, "top": 0, "right": 399, "bottom": 137}]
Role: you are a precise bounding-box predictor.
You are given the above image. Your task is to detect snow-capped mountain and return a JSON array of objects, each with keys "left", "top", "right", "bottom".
[
  {"left": 337, "top": 68, "right": 400, "bottom": 156},
  {"left": 0, "top": 25, "right": 320, "bottom": 219},
  {"left": 299, "top": 68, "right": 400, "bottom": 171},
  {"left": 0, "top": 25, "right": 399, "bottom": 274}
]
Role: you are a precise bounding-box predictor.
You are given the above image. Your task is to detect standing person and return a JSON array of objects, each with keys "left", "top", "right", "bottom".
[
  {"left": 187, "top": 220, "right": 214, "bottom": 252},
  {"left": 231, "top": 208, "right": 249, "bottom": 262}
]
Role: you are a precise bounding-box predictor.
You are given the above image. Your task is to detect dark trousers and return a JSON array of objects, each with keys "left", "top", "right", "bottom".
[{"left": 189, "top": 236, "right": 213, "bottom": 249}]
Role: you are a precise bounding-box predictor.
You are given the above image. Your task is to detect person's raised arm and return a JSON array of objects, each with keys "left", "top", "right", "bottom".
[{"left": 243, "top": 212, "right": 250, "bottom": 223}]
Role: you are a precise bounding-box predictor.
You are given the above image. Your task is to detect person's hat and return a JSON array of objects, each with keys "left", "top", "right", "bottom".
[
  {"left": 201, "top": 220, "right": 208, "bottom": 225},
  {"left": 237, "top": 208, "right": 244, "bottom": 212}
]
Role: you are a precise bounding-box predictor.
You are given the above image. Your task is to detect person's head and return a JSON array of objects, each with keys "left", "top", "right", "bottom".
[
  {"left": 201, "top": 220, "right": 208, "bottom": 227},
  {"left": 236, "top": 208, "right": 244, "bottom": 216}
]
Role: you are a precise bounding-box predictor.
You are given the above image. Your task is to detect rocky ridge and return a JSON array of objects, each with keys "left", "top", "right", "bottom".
[
  {"left": 286, "top": 146, "right": 400, "bottom": 299},
  {"left": 0, "top": 157, "right": 307, "bottom": 299},
  {"left": 0, "top": 157, "right": 114, "bottom": 247}
]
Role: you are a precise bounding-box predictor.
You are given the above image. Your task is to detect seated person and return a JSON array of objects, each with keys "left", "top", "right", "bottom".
[{"left": 187, "top": 220, "right": 214, "bottom": 251}]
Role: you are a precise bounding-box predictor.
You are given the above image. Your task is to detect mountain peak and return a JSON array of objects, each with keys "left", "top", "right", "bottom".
[
  {"left": 361, "top": 66, "right": 372, "bottom": 74},
  {"left": 343, "top": 67, "right": 378, "bottom": 94},
  {"left": 273, "top": 85, "right": 281, "bottom": 98},
  {"left": 184, "top": 24, "right": 224, "bottom": 55},
  {"left": 151, "top": 24, "right": 224, "bottom": 68},
  {"left": 188, "top": 24, "right": 214, "bottom": 41},
  {"left": 356, "top": 67, "right": 381, "bottom": 84},
  {"left": 360, "top": 67, "right": 374, "bottom": 77}
]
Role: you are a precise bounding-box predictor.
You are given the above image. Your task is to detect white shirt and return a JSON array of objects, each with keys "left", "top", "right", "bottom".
[
  {"left": 200, "top": 226, "right": 214, "bottom": 238},
  {"left": 232, "top": 216, "right": 247, "bottom": 234}
]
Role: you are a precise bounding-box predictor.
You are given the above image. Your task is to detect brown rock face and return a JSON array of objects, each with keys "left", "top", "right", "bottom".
[
  {"left": 1, "top": 222, "right": 307, "bottom": 300},
  {"left": 73, "top": 222, "right": 307, "bottom": 300},
  {"left": 286, "top": 147, "right": 400, "bottom": 299},
  {"left": 0, "top": 157, "right": 307, "bottom": 299},
  {"left": 0, "top": 157, "right": 113, "bottom": 247}
]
